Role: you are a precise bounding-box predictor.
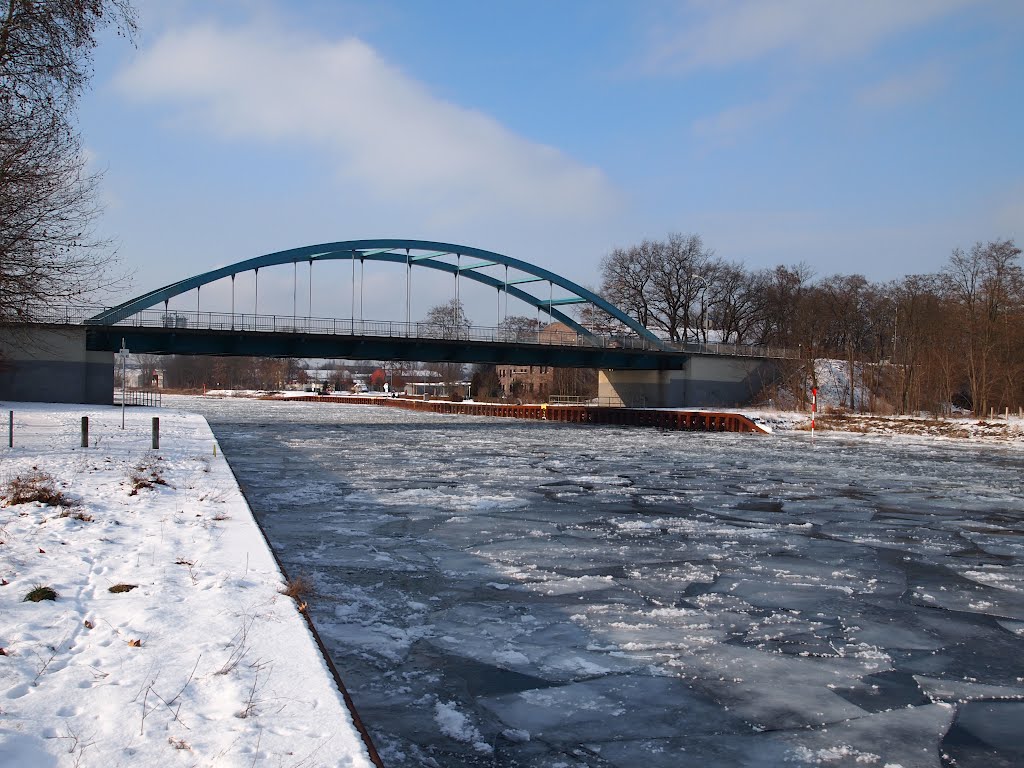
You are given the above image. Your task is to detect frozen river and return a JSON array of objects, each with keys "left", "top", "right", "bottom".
[{"left": 180, "top": 396, "right": 1024, "bottom": 767}]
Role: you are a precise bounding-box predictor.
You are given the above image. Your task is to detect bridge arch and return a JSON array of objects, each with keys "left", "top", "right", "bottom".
[{"left": 87, "top": 239, "right": 664, "bottom": 346}]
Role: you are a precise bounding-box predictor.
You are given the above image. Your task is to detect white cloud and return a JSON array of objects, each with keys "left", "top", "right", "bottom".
[
  {"left": 857, "top": 61, "right": 948, "bottom": 108},
  {"left": 647, "top": 0, "right": 978, "bottom": 72},
  {"left": 115, "top": 22, "right": 617, "bottom": 226},
  {"left": 691, "top": 95, "right": 791, "bottom": 145}
]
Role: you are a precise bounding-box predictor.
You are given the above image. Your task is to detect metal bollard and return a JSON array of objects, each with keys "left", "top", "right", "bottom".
[
  {"left": 8, "top": 410, "right": 13, "bottom": 448},
  {"left": 152, "top": 417, "right": 160, "bottom": 450},
  {"left": 81, "top": 416, "right": 89, "bottom": 448}
]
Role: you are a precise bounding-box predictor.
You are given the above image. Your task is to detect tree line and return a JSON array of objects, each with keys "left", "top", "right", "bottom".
[{"left": 595, "top": 234, "right": 1024, "bottom": 416}]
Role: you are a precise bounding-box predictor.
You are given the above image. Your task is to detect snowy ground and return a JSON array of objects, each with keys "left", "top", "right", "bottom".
[
  {"left": 0, "top": 403, "right": 374, "bottom": 767},
  {"left": 187, "top": 395, "right": 1024, "bottom": 768}
]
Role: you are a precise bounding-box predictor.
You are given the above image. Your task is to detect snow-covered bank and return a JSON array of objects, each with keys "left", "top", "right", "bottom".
[
  {"left": 0, "top": 403, "right": 375, "bottom": 767},
  {"left": 739, "top": 408, "right": 1024, "bottom": 442}
]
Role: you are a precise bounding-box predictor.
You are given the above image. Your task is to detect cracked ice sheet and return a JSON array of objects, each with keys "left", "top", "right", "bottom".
[{"left": 178, "top": 395, "right": 1024, "bottom": 767}]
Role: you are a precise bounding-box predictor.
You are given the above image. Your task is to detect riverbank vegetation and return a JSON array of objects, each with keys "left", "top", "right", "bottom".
[{"left": 597, "top": 235, "right": 1023, "bottom": 417}]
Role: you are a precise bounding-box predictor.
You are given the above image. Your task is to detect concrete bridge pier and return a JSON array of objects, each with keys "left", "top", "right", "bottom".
[
  {"left": 599, "top": 355, "right": 777, "bottom": 408},
  {"left": 0, "top": 325, "right": 113, "bottom": 405}
]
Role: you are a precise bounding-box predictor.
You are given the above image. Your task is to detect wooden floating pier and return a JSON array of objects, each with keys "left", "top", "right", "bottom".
[{"left": 279, "top": 396, "right": 768, "bottom": 434}]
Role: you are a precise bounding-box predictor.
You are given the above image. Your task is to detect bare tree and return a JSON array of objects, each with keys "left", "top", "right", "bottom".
[
  {"left": 599, "top": 233, "right": 715, "bottom": 342},
  {"left": 470, "top": 364, "right": 501, "bottom": 399},
  {"left": 600, "top": 244, "right": 654, "bottom": 331},
  {"left": 943, "top": 239, "right": 1023, "bottom": 415},
  {"left": 818, "top": 274, "right": 874, "bottom": 411},
  {"left": 889, "top": 275, "right": 952, "bottom": 414},
  {"left": 422, "top": 298, "right": 470, "bottom": 340},
  {"left": 651, "top": 233, "right": 715, "bottom": 343},
  {"left": 575, "top": 289, "right": 622, "bottom": 335},
  {"left": 708, "top": 263, "right": 763, "bottom": 345},
  {"left": 422, "top": 299, "right": 470, "bottom": 384},
  {"left": 753, "top": 263, "right": 816, "bottom": 348},
  {"left": 498, "top": 314, "right": 541, "bottom": 341},
  {"left": 0, "top": 1, "right": 135, "bottom": 321}
]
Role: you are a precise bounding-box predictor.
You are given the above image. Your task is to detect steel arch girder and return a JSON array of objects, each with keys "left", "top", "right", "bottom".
[{"left": 85, "top": 239, "right": 665, "bottom": 347}]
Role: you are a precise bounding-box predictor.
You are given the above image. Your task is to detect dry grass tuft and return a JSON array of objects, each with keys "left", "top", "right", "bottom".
[
  {"left": 108, "top": 583, "right": 138, "bottom": 594},
  {"left": 58, "top": 509, "right": 94, "bottom": 522},
  {"left": 280, "top": 574, "right": 314, "bottom": 603},
  {"left": 3, "top": 470, "right": 76, "bottom": 508},
  {"left": 128, "top": 460, "right": 169, "bottom": 496},
  {"left": 24, "top": 585, "right": 58, "bottom": 602}
]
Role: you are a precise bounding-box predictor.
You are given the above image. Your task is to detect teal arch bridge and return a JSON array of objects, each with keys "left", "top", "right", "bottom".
[{"left": 81, "top": 238, "right": 732, "bottom": 370}]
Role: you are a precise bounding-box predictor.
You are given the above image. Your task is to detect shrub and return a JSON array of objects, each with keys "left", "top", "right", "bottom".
[{"left": 3, "top": 471, "right": 75, "bottom": 507}]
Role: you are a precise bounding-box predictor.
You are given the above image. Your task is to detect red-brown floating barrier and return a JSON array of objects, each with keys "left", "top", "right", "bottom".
[{"left": 275, "top": 395, "right": 769, "bottom": 434}]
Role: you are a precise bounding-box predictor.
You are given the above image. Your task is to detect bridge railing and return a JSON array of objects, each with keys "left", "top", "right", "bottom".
[
  {"left": 675, "top": 340, "right": 796, "bottom": 359},
  {"left": 118, "top": 309, "right": 661, "bottom": 351},
  {"left": 24, "top": 306, "right": 798, "bottom": 359},
  {"left": 64, "top": 307, "right": 663, "bottom": 351}
]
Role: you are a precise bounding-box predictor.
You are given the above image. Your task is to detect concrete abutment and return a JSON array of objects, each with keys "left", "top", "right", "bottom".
[
  {"left": 0, "top": 325, "right": 113, "bottom": 405},
  {"left": 599, "top": 355, "right": 778, "bottom": 408}
]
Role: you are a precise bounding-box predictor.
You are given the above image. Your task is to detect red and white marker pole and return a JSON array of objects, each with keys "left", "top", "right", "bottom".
[{"left": 811, "top": 386, "right": 817, "bottom": 441}]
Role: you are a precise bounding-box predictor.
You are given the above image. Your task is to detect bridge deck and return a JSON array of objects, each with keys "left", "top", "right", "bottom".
[{"left": 275, "top": 395, "right": 768, "bottom": 434}]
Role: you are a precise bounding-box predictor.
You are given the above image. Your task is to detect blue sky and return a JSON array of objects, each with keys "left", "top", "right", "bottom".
[{"left": 79, "top": 0, "right": 1024, "bottom": 323}]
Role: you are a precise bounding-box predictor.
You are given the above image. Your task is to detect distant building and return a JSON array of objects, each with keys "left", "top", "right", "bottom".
[{"left": 496, "top": 321, "right": 580, "bottom": 399}]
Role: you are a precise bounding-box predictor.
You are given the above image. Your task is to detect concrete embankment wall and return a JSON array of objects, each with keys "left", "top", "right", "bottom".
[{"left": 0, "top": 325, "right": 113, "bottom": 405}]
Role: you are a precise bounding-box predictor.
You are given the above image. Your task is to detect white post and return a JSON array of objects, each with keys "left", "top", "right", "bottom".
[{"left": 811, "top": 386, "right": 817, "bottom": 443}]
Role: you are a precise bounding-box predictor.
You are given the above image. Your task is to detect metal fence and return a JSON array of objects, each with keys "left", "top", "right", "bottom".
[
  {"left": 547, "top": 395, "right": 649, "bottom": 408},
  {"left": 113, "top": 388, "right": 163, "bottom": 407}
]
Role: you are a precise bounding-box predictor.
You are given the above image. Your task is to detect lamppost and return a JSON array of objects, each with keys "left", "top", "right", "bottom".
[
  {"left": 118, "top": 339, "right": 129, "bottom": 429},
  {"left": 691, "top": 274, "right": 709, "bottom": 344}
]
